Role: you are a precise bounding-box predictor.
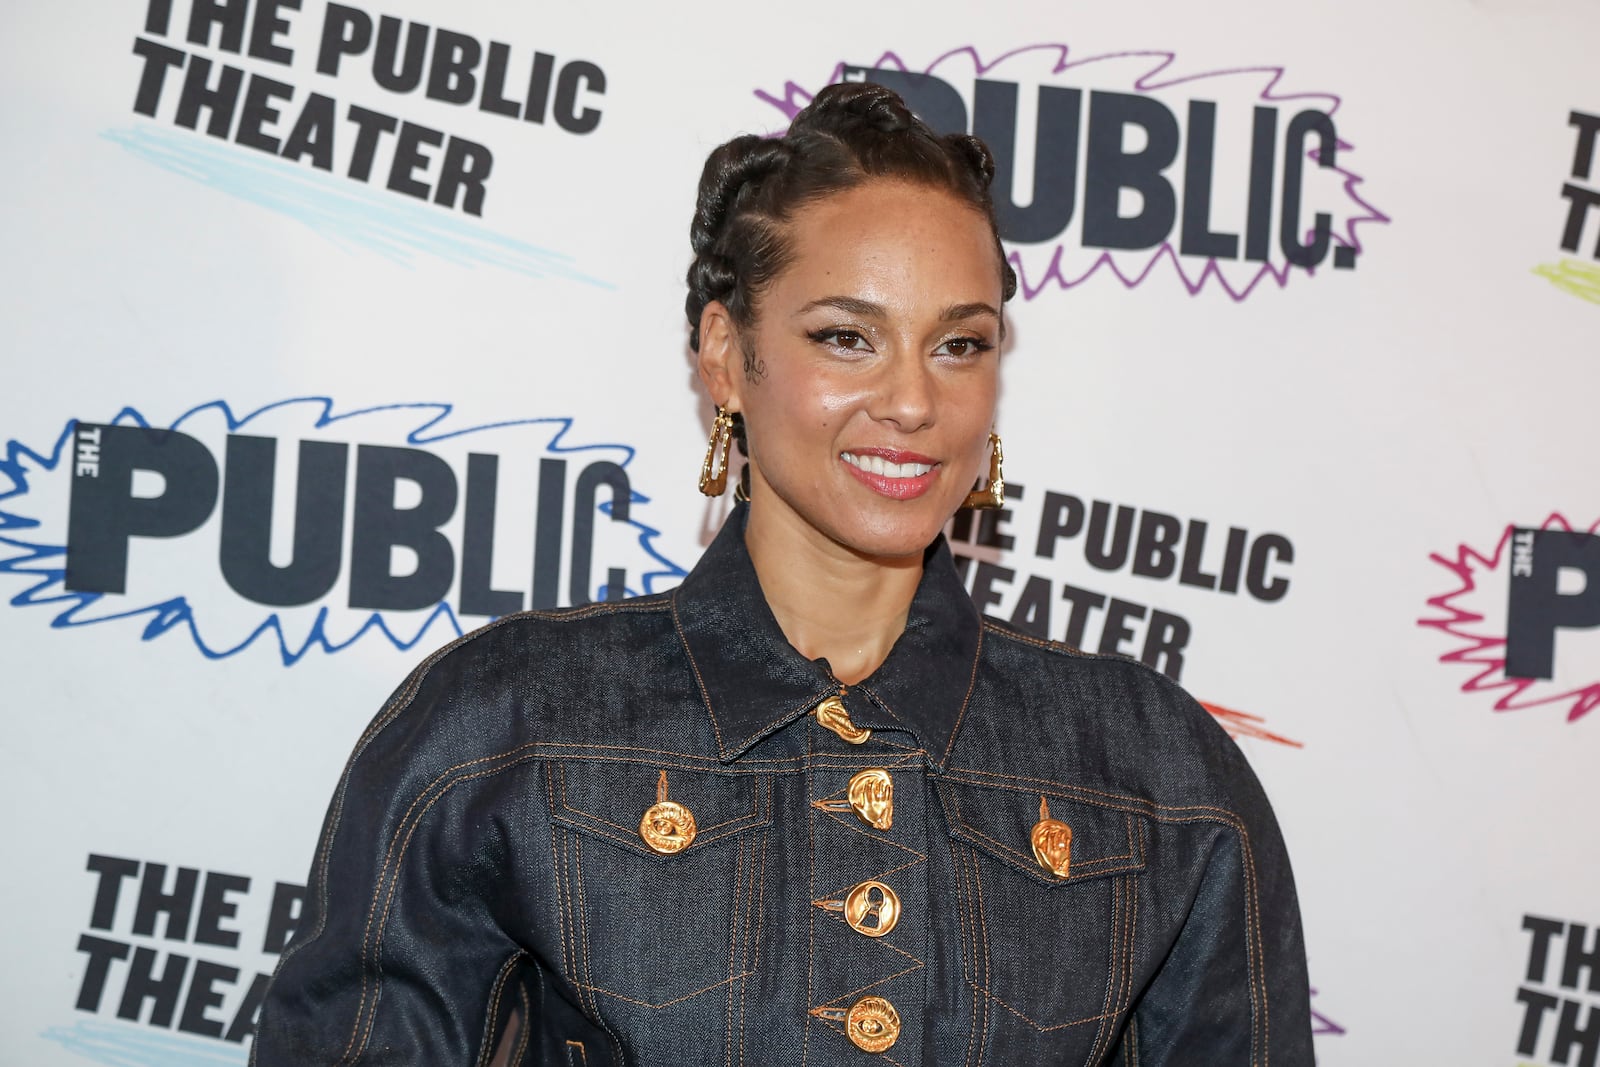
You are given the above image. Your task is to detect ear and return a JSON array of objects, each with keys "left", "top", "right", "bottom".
[{"left": 695, "top": 301, "right": 745, "bottom": 414}]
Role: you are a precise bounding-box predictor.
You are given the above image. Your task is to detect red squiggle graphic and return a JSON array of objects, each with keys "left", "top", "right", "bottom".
[
  {"left": 1418, "top": 514, "right": 1600, "bottom": 723},
  {"left": 1200, "top": 701, "right": 1303, "bottom": 748}
]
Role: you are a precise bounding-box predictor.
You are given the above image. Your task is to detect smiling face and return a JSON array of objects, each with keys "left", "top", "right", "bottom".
[{"left": 698, "top": 179, "right": 1005, "bottom": 562}]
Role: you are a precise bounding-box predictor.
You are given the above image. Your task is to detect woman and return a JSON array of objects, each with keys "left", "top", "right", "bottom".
[{"left": 253, "top": 83, "right": 1313, "bottom": 1065}]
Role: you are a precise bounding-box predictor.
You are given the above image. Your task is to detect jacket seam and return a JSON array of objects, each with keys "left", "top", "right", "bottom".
[
  {"left": 343, "top": 752, "right": 544, "bottom": 1062},
  {"left": 512, "top": 981, "right": 532, "bottom": 1066},
  {"left": 941, "top": 620, "right": 987, "bottom": 766},
  {"left": 1086, "top": 877, "right": 1120, "bottom": 1058},
  {"left": 476, "top": 950, "right": 526, "bottom": 1067},
  {"left": 950, "top": 841, "right": 980, "bottom": 1067},
  {"left": 941, "top": 766, "right": 1246, "bottom": 821},
  {"left": 669, "top": 590, "right": 728, "bottom": 756}
]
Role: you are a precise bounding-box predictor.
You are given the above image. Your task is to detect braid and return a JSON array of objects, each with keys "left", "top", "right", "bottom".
[
  {"left": 685, "top": 136, "right": 792, "bottom": 351},
  {"left": 795, "top": 80, "right": 919, "bottom": 135},
  {"left": 689, "top": 135, "right": 791, "bottom": 255},
  {"left": 945, "top": 132, "right": 996, "bottom": 189},
  {"left": 684, "top": 81, "right": 1018, "bottom": 352}
]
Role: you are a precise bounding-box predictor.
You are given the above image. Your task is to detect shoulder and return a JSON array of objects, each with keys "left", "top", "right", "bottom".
[
  {"left": 967, "top": 617, "right": 1262, "bottom": 812},
  {"left": 346, "top": 593, "right": 686, "bottom": 780},
  {"left": 421, "top": 591, "right": 678, "bottom": 685}
]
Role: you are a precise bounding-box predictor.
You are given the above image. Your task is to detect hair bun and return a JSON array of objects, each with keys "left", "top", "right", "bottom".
[{"left": 796, "top": 81, "right": 918, "bottom": 135}]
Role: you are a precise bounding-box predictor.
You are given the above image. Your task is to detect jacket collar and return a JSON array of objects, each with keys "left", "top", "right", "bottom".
[{"left": 671, "top": 504, "right": 983, "bottom": 766}]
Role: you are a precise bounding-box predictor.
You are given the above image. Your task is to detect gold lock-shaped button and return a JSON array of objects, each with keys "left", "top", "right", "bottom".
[
  {"left": 846, "top": 769, "right": 893, "bottom": 830},
  {"left": 846, "top": 995, "right": 901, "bottom": 1053},
  {"left": 639, "top": 770, "right": 696, "bottom": 855},
  {"left": 1030, "top": 796, "right": 1072, "bottom": 879},
  {"left": 814, "top": 694, "right": 871, "bottom": 744},
  {"left": 842, "top": 880, "right": 901, "bottom": 938}
]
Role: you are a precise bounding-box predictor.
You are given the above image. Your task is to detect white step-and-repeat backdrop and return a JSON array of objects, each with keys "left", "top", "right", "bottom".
[{"left": 4, "top": 1, "right": 1598, "bottom": 1063}]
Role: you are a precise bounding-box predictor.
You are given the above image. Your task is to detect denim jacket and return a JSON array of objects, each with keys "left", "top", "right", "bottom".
[{"left": 253, "top": 505, "right": 1313, "bottom": 1065}]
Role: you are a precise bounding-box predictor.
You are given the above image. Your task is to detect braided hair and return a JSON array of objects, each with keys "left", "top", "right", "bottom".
[{"left": 685, "top": 81, "right": 1017, "bottom": 356}]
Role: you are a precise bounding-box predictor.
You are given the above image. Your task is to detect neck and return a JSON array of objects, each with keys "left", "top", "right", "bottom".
[{"left": 742, "top": 502, "right": 924, "bottom": 686}]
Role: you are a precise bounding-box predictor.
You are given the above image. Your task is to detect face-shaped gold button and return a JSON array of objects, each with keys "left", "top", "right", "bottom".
[
  {"left": 1030, "top": 796, "right": 1072, "bottom": 879},
  {"left": 814, "top": 694, "right": 871, "bottom": 744},
  {"left": 842, "top": 880, "right": 901, "bottom": 938},
  {"left": 846, "top": 769, "right": 894, "bottom": 829},
  {"left": 639, "top": 770, "right": 696, "bottom": 855},
  {"left": 846, "top": 995, "right": 901, "bottom": 1052}
]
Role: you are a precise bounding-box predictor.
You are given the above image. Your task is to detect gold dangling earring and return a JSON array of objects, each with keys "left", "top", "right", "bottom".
[
  {"left": 963, "top": 432, "right": 1004, "bottom": 510},
  {"left": 698, "top": 406, "right": 735, "bottom": 496}
]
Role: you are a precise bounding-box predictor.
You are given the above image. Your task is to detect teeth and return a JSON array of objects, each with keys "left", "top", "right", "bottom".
[{"left": 842, "top": 453, "right": 933, "bottom": 478}]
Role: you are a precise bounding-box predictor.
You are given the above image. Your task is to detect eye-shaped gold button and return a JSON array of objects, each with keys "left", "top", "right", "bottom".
[
  {"left": 1030, "top": 796, "right": 1072, "bottom": 879},
  {"left": 847, "top": 769, "right": 893, "bottom": 830},
  {"left": 846, "top": 995, "right": 901, "bottom": 1052},
  {"left": 814, "top": 694, "right": 871, "bottom": 744},
  {"left": 842, "top": 880, "right": 901, "bottom": 938},
  {"left": 639, "top": 770, "right": 696, "bottom": 855}
]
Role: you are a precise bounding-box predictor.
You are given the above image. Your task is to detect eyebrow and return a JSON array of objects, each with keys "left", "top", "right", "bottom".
[{"left": 792, "top": 296, "right": 1002, "bottom": 323}]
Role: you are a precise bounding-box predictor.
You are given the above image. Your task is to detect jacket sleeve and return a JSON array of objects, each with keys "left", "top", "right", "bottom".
[
  {"left": 251, "top": 650, "right": 530, "bottom": 1066},
  {"left": 1117, "top": 707, "right": 1315, "bottom": 1066}
]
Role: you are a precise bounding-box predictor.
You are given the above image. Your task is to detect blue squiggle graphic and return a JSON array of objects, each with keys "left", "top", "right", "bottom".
[
  {"left": 40, "top": 1018, "right": 247, "bottom": 1067},
  {"left": 0, "top": 398, "right": 689, "bottom": 665},
  {"left": 103, "top": 125, "right": 612, "bottom": 288}
]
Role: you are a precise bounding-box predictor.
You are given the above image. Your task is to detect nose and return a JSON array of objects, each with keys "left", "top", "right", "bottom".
[{"left": 867, "top": 349, "right": 935, "bottom": 433}]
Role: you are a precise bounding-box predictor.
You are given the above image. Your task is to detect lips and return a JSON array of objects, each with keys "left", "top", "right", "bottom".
[{"left": 840, "top": 449, "right": 940, "bottom": 500}]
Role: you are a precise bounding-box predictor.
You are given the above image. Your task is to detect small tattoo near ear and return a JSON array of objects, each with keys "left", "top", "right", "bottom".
[{"left": 743, "top": 347, "right": 768, "bottom": 383}]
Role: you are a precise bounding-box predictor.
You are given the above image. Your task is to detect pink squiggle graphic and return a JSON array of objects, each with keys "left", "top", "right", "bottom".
[
  {"left": 756, "top": 45, "right": 1391, "bottom": 301},
  {"left": 1418, "top": 513, "right": 1600, "bottom": 723}
]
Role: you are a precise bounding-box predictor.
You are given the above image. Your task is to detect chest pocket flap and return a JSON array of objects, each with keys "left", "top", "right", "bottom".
[
  {"left": 936, "top": 778, "right": 1148, "bottom": 887},
  {"left": 550, "top": 761, "right": 771, "bottom": 857}
]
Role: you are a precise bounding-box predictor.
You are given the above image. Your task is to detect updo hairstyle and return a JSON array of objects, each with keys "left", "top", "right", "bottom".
[{"left": 685, "top": 81, "right": 1018, "bottom": 356}]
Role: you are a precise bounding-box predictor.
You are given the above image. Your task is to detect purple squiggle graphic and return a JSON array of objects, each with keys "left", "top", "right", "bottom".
[{"left": 757, "top": 45, "right": 1391, "bottom": 301}]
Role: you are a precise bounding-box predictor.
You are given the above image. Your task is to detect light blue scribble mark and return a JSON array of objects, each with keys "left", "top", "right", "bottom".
[
  {"left": 0, "top": 398, "right": 689, "bottom": 665},
  {"left": 102, "top": 125, "right": 612, "bottom": 288},
  {"left": 41, "top": 1018, "right": 247, "bottom": 1067}
]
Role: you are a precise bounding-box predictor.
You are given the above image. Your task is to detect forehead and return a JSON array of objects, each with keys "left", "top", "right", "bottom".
[{"left": 774, "top": 180, "right": 1003, "bottom": 309}]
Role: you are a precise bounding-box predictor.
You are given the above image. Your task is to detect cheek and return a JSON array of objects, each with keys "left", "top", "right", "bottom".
[
  {"left": 944, "top": 372, "right": 998, "bottom": 430},
  {"left": 762, "top": 368, "right": 867, "bottom": 430}
]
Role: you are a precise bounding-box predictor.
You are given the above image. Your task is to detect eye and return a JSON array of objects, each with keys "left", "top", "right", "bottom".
[
  {"left": 935, "top": 336, "right": 994, "bottom": 359},
  {"left": 808, "top": 328, "right": 874, "bottom": 353}
]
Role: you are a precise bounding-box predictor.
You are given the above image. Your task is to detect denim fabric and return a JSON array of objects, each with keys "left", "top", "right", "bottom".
[{"left": 253, "top": 505, "right": 1313, "bottom": 1065}]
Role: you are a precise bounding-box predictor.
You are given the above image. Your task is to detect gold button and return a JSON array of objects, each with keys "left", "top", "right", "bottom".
[
  {"left": 814, "top": 694, "right": 871, "bottom": 744},
  {"left": 847, "top": 769, "right": 893, "bottom": 830},
  {"left": 639, "top": 770, "right": 696, "bottom": 855},
  {"left": 842, "top": 880, "right": 901, "bottom": 938},
  {"left": 1030, "top": 796, "right": 1072, "bottom": 879},
  {"left": 846, "top": 995, "right": 901, "bottom": 1053}
]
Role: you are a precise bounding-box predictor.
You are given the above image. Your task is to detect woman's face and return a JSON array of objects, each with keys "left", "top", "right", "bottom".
[{"left": 701, "top": 179, "right": 1004, "bottom": 561}]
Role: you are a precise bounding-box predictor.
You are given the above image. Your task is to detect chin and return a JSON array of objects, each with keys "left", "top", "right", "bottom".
[{"left": 829, "top": 507, "right": 953, "bottom": 561}]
